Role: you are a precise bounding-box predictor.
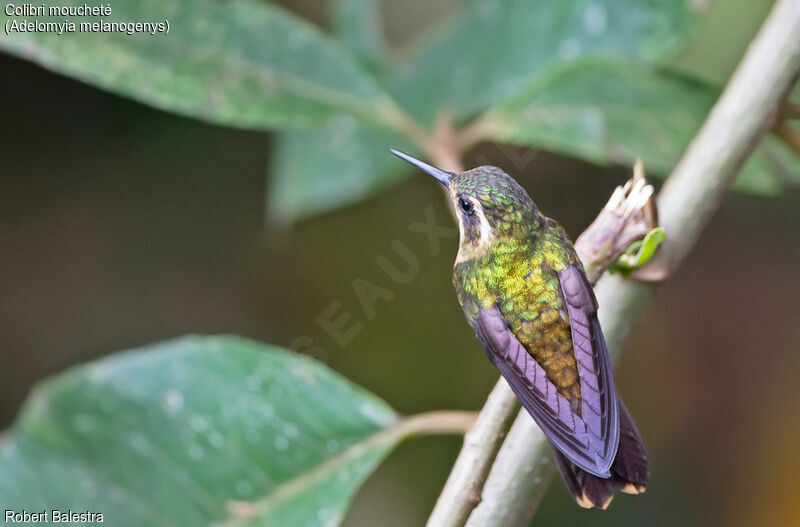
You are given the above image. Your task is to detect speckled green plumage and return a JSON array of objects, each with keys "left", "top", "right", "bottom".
[{"left": 451, "top": 167, "right": 583, "bottom": 404}]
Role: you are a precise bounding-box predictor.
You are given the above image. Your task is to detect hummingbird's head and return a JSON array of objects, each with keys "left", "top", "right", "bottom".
[{"left": 390, "top": 150, "right": 542, "bottom": 261}]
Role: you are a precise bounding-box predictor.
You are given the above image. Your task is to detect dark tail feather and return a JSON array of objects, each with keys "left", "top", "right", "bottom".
[
  {"left": 551, "top": 448, "right": 615, "bottom": 509},
  {"left": 611, "top": 398, "right": 649, "bottom": 494},
  {"left": 551, "top": 398, "right": 650, "bottom": 509}
]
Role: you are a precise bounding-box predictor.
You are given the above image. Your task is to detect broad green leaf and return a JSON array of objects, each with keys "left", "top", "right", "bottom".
[
  {"left": 0, "top": 336, "right": 405, "bottom": 527},
  {"left": 268, "top": 0, "right": 403, "bottom": 224},
  {"left": 482, "top": 58, "right": 715, "bottom": 174},
  {"left": 670, "top": 0, "right": 775, "bottom": 87},
  {"left": 268, "top": 118, "right": 413, "bottom": 223},
  {"left": 331, "top": 0, "right": 387, "bottom": 77},
  {"left": 0, "top": 0, "right": 397, "bottom": 129},
  {"left": 390, "top": 0, "right": 697, "bottom": 125}
]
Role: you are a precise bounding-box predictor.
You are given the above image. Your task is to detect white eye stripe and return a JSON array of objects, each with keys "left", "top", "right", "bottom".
[
  {"left": 454, "top": 195, "right": 495, "bottom": 263},
  {"left": 475, "top": 206, "right": 493, "bottom": 248}
]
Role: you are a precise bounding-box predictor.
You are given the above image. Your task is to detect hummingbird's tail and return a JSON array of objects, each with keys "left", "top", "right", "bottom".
[{"left": 551, "top": 398, "right": 649, "bottom": 509}]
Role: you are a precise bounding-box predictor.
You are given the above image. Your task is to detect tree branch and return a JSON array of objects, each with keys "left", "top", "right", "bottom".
[
  {"left": 428, "top": 0, "right": 800, "bottom": 525},
  {"left": 462, "top": 1, "right": 800, "bottom": 525}
]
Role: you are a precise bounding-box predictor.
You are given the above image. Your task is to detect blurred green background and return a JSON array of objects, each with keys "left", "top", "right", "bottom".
[{"left": 1, "top": 0, "right": 798, "bottom": 526}]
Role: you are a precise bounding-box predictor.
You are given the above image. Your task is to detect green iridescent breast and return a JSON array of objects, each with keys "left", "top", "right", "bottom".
[{"left": 454, "top": 223, "right": 582, "bottom": 403}]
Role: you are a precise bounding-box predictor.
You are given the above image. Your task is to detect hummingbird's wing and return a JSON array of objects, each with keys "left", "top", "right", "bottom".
[{"left": 473, "top": 264, "right": 619, "bottom": 478}]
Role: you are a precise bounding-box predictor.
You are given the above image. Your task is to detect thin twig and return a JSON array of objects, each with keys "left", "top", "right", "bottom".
[{"left": 464, "top": 1, "right": 800, "bottom": 525}]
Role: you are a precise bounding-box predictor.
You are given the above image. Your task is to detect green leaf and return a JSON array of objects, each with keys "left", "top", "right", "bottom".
[
  {"left": 0, "top": 336, "right": 404, "bottom": 527},
  {"left": 268, "top": 0, "right": 405, "bottom": 224},
  {"left": 331, "top": 0, "right": 387, "bottom": 77},
  {"left": 268, "top": 118, "right": 413, "bottom": 223},
  {"left": 390, "top": 0, "right": 696, "bottom": 125},
  {"left": 483, "top": 58, "right": 715, "bottom": 174},
  {"left": 0, "top": 0, "right": 396, "bottom": 129}
]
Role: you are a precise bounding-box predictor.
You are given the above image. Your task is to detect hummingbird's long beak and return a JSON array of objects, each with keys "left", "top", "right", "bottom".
[{"left": 390, "top": 149, "right": 452, "bottom": 187}]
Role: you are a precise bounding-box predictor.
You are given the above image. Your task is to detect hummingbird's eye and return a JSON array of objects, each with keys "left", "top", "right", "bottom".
[{"left": 459, "top": 197, "right": 474, "bottom": 216}]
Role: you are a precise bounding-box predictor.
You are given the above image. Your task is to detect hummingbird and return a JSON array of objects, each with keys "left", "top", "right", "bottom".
[{"left": 391, "top": 150, "right": 649, "bottom": 509}]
